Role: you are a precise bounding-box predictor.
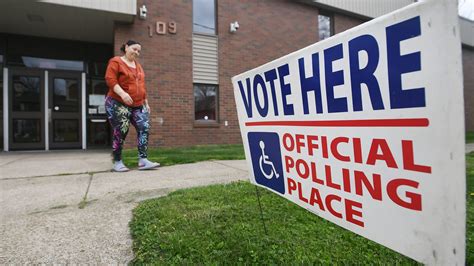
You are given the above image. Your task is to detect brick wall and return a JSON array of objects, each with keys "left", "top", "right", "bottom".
[
  {"left": 216, "top": 0, "right": 318, "bottom": 146},
  {"left": 463, "top": 46, "right": 474, "bottom": 131},
  {"left": 334, "top": 13, "right": 366, "bottom": 34},
  {"left": 115, "top": 0, "right": 319, "bottom": 149},
  {"left": 114, "top": 1, "right": 474, "bottom": 149},
  {"left": 115, "top": 0, "right": 194, "bottom": 149}
]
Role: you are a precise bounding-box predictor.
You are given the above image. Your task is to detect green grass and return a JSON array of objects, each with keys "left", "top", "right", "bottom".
[
  {"left": 467, "top": 132, "right": 474, "bottom": 144},
  {"left": 129, "top": 188, "right": 419, "bottom": 264},
  {"left": 121, "top": 144, "right": 245, "bottom": 167},
  {"left": 129, "top": 151, "right": 474, "bottom": 264},
  {"left": 467, "top": 152, "right": 474, "bottom": 264}
]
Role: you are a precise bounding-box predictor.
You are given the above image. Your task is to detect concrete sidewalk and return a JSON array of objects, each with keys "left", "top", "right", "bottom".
[
  {"left": 1, "top": 145, "right": 473, "bottom": 264},
  {"left": 0, "top": 150, "right": 248, "bottom": 264},
  {"left": 467, "top": 143, "right": 474, "bottom": 153}
]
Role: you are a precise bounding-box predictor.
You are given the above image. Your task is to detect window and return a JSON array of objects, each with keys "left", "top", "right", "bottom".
[
  {"left": 318, "top": 13, "right": 333, "bottom": 41},
  {"left": 53, "top": 78, "right": 79, "bottom": 112},
  {"left": 88, "top": 79, "right": 108, "bottom": 115},
  {"left": 12, "top": 76, "right": 41, "bottom": 112},
  {"left": 88, "top": 62, "right": 108, "bottom": 77},
  {"left": 87, "top": 79, "right": 110, "bottom": 148},
  {"left": 21, "top": 56, "right": 84, "bottom": 71},
  {"left": 0, "top": 63, "right": 3, "bottom": 150},
  {"left": 193, "top": 0, "right": 216, "bottom": 35},
  {"left": 88, "top": 119, "right": 110, "bottom": 147},
  {"left": 194, "top": 84, "right": 217, "bottom": 122}
]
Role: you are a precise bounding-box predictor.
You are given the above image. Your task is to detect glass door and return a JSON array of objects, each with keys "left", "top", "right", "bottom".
[
  {"left": 9, "top": 69, "right": 45, "bottom": 150},
  {"left": 87, "top": 78, "right": 110, "bottom": 148},
  {"left": 49, "top": 71, "right": 82, "bottom": 149}
]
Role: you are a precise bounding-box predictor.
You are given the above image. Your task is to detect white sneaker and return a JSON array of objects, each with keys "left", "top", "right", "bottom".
[
  {"left": 138, "top": 158, "right": 160, "bottom": 170},
  {"left": 113, "top": 160, "right": 130, "bottom": 172}
]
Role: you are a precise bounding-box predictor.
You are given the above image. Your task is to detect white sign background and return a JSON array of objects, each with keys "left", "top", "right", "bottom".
[{"left": 232, "top": 0, "right": 465, "bottom": 264}]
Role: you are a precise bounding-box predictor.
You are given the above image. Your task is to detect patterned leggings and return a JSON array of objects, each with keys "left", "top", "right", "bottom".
[{"left": 105, "top": 96, "right": 150, "bottom": 161}]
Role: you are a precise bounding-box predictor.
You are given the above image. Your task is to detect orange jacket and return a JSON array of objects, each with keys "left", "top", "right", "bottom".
[{"left": 105, "top": 56, "right": 147, "bottom": 107}]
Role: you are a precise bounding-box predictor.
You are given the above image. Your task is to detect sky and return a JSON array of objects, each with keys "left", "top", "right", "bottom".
[{"left": 459, "top": 0, "right": 474, "bottom": 20}]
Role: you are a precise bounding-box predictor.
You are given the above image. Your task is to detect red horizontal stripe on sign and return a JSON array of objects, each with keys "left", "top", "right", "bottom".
[{"left": 245, "top": 118, "right": 429, "bottom": 127}]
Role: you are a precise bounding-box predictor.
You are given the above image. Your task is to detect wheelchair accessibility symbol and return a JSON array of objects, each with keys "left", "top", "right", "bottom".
[
  {"left": 258, "top": 141, "right": 279, "bottom": 180},
  {"left": 248, "top": 132, "right": 285, "bottom": 194}
]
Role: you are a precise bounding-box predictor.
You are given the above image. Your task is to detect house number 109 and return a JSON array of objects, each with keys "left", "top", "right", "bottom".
[{"left": 148, "top": 21, "right": 177, "bottom": 37}]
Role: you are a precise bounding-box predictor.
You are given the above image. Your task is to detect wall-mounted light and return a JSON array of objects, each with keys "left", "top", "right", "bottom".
[
  {"left": 139, "top": 5, "right": 147, "bottom": 20},
  {"left": 230, "top": 21, "right": 239, "bottom": 33}
]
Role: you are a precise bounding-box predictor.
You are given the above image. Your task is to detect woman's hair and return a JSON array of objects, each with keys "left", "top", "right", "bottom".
[{"left": 120, "top": 40, "right": 141, "bottom": 53}]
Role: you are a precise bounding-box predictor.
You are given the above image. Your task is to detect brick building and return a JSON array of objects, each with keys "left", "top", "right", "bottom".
[{"left": 0, "top": 0, "right": 472, "bottom": 151}]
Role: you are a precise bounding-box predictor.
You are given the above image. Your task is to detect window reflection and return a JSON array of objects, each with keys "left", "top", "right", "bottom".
[
  {"left": 53, "top": 119, "right": 79, "bottom": 142},
  {"left": 13, "top": 119, "right": 41, "bottom": 143},
  {"left": 22, "top": 56, "right": 84, "bottom": 71},
  {"left": 88, "top": 79, "right": 107, "bottom": 115},
  {"left": 12, "top": 76, "right": 41, "bottom": 112},
  {"left": 53, "top": 78, "right": 79, "bottom": 112},
  {"left": 88, "top": 119, "right": 110, "bottom": 147},
  {"left": 88, "top": 62, "right": 107, "bottom": 77},
  {"left": 87, "top": 79, "right": 110, "bottom": 147},
  {"left": 319, "top": 14, "right": 332, "bottom": 41},
  {"left": 0, "top": 68, "right": 3, "bottom": 149},
  {"left": 194, "top": 84, "right": 217, "bottom": 121},
  {"left": 193, "top": 0, "right": 216, "bottom": 34}
]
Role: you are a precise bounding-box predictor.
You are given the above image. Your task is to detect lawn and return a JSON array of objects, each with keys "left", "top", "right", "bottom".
[
  {"left": 467, "top": 131, "right": 474, "bottom": 144},
  {"left": 130, "top": 181, "right": 421, "bottom": 264},
  {"left": 467, "top": 152, "right": 474, "bottom": 264},
  {"left": 129, "top": 149, "right": 473, "bottom": 264},
  {"left": 121, "top": 144, "right": 245, "bottom": 168}
]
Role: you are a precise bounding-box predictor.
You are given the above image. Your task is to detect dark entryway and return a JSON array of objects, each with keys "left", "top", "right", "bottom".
[
  {"left": 1, "top": 33, "right": 113, "bottom": 151},
  {"left": 8, "top": 68, "right": 83, "bottom": 150}
]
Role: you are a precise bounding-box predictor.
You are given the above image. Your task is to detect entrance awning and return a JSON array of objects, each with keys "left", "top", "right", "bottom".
[{"left": 0, "top": 0, "right": 136, "bottom": 44}]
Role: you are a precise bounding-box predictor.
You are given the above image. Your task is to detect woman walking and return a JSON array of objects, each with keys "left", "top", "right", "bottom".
[{"left": 105, "top": 40, "right": 160, "bottom": 172}]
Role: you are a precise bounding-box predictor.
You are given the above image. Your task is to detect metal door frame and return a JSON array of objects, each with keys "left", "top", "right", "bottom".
[
  {"left": 48, "top": 70, "right": 83, "bottom": 149},
  {"left": 8, "top": 68, "right": 45, "bottom": 150},
  {"left": 3, "top": 67, "right": 87, "bottom": 151}
]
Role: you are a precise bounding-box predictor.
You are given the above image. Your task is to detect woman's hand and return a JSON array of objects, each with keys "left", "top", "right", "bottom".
[
  {"left": 145, "top": 103, "right": 151, "bottom": 114},
  {"left": 120, "top": 92, "right": 134, "bottom": 106}
]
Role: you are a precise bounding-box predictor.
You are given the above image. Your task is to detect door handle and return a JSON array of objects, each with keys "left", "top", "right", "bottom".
[{"left": 48, "top": 108, "right": 52, "bottom": 123}]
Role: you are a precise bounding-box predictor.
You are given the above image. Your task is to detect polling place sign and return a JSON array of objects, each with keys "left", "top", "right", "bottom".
[{"left": 232, "top": 0, "right": 465, "bottom": 264}]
